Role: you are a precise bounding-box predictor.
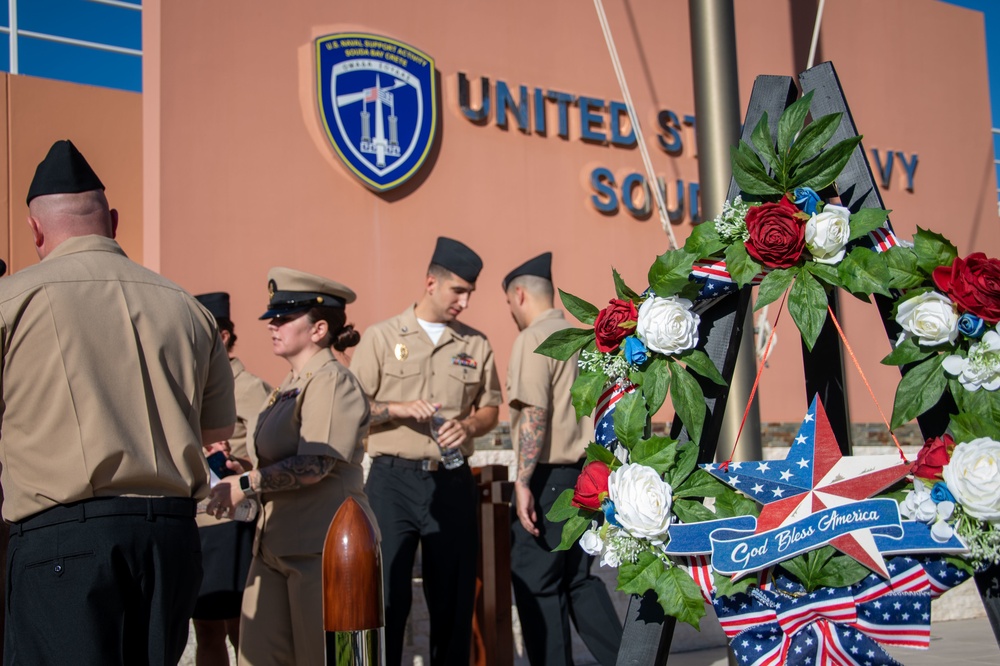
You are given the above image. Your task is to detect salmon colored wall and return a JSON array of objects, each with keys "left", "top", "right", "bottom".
[
  {"left": 145, "top": 0, "right": 999, "bottom": 427},
  {"left": 3, "top": 74, "right": 143, "bottom": 272}
]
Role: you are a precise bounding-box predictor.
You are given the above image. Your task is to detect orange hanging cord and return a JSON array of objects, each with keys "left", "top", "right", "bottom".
[
  {"left": 825, "top": 304, "right": 908, "bottom": 463},
  {"left": 719, "top": 289, "right": 787, "bottom": 472}
]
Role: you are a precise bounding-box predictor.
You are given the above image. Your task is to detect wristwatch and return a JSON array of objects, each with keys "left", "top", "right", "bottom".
[{"left": 239, "top": 472, "right": 257, "bottom": 499}]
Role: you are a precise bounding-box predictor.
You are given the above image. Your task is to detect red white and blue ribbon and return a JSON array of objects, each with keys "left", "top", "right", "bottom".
[
  {"left": 594, "top": 379, "right": 637, "bottom": 449},
  {"left": 711, "top": 557, "right": 968, "bottom": 665}
]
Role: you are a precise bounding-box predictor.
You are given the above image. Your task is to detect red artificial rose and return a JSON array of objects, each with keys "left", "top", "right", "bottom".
[
  {"left": 571, "top": 461, "right": 612, "bottom": 510},
  {"left": 933, "top": 252, "right": 1000, "bottom": 324},
  {"left": 594, "top": 299, "right": 638, "bottom": 352},
  {"left": 911, "top": 434, "right": 956, "bottom": 481},
  {"left": 744, "top": 196, "right": 807, "bottom": 268}
]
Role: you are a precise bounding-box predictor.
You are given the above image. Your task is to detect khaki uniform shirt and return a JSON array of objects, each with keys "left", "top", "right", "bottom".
[
  {"left": 0, "top": 235, "right": 236, "bottom": 522},
  {"left": 351, "top": 305, "right": 503, "bottom": 460},
  {"left": 249, "top": 348, "right": 374, "bottom": 556},
  {"left": 196, "top": 356, "right": 271, "bottom": 529},
  {"left": 507, "top": 309, "right": 592, "bottom": 465}
]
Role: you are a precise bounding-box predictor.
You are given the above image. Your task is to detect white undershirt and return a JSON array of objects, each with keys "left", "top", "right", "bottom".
[{"left": 417, "top": 318, "right": 447, "bottom": 345}]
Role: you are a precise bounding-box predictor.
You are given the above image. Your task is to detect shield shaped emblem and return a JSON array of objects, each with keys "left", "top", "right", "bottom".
[{"left": 316, "top": 33, "right": 437, "bottom": 192}]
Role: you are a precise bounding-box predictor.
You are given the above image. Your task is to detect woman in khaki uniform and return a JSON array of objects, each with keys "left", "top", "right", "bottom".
[{"left": 207, "top": 267, "right": 375, "bottom": 666}]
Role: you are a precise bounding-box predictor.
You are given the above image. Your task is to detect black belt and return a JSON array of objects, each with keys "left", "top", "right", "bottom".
[
  {"left": 372, "top": 455, "right": 465, "bottom": 472},
  {"left": 12, "top": 497, "right": 197, "bottom": 536}
]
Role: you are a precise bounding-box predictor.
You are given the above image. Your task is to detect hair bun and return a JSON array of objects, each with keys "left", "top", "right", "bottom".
[{"left": 333, "top": 323, "right": 360, "bottom": 351}]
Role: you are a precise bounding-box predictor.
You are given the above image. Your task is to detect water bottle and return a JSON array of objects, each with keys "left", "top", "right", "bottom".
[{"left": 431, "top": 414, "right": 465, "bottom": 470}]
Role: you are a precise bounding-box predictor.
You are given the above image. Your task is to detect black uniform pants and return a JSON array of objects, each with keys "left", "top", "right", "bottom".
[
  {"left": 4, "top": 497, "right": 202, "bottom": 666},
  {"left": 365, "top": 458, "right": 478, "bottom": 666},
  {"left": 511, "top": 464, "right": 623, "bottom": 666}
]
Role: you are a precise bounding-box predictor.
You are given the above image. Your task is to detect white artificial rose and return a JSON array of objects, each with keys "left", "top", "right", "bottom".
[
  {"left": 943, "top": 330, "right": 1000, "bottom": 391},
  {"left": 601, "top": 547, "right": 622, "bottom": 568},
  {"left": 608, "top": 463, "right": 673, "bottom": 540},
  {"left": 636, "top": 296, "right": 700, "bottom": 356},
  {"left": 805, "top": 204, "right": 851, "bottom": 265},
  {"left": 942, "top": 437, "right": 1000, "bottom": 522},
  {"left": 579, "top": 527, "right": 604, "bottom": 556},
  {"left": 894, "top": 291, "right": 959, "bottom": 347}
]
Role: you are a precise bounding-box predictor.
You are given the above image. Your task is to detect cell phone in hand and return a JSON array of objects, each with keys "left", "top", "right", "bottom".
[{"left": 207, "top": 451, "right": 235, "bottom": 478}]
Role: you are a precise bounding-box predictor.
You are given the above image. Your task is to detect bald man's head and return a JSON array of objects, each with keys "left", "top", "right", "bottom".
[{"left": 28, "top": 190, "right": 117, "bottom": 259}]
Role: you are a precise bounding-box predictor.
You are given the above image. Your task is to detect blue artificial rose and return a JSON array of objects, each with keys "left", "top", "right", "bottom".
[
  {"left": 624, "top": 336, "right": 648, "bottom": 365},
  {"left": 601, "top": 498, "right": 621, "bottom": 528},
  {"left": 931, "top": 481, "right": 956, "bottom": 504},
  {"left": 792, "top": 187, "right": 821, "bottom": 215},
  {"left": 958, "top": 312, "right": 986, "bottom": 339}
]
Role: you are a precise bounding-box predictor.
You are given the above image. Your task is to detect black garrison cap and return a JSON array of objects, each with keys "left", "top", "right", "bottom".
[
  {"left": 195, "top": 292, "right": 231, "bottom": 320},
  {"left": 430, "top": 237, "right": 483, "bottom": 283},
  {"left": 502, "top": 252, "right": 552, "bottom": 291},
  {"left": 260, "top": 267, "right": 356, "bottom": 320},
  {"left": 26, "top": 140, "right": 105, "bottom": 205}
]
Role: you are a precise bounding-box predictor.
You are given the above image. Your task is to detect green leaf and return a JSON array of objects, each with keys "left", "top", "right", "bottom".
[
  {"left": 890, "top": 354, "right": 947, "bottom": 429},
  {"left": 950, "top": 380, "right": 1000, "bottom": 434},
  {"left": 617, "top": 550, "right": 665, "bottom": 597},
  {"left": 804, "top": 261, "right": 841, "bottom": 288},
  {"left": 672, "top": 498, "right": 717, "bottom": 523},
  {"left": 613, "top": 391, "right": 648, "bottom": 451},
  {"left": 812, "top": 552, "right": 871, "bottom": 589},
  {"left": 558, "top": 289, "right": 600, "bottom": 326},
  {"left": 913, "top": 227, "right": 958, "bottom": 275},
  {"left": 612, "top": 268, "right": 641, "bottom": 302},
  {"left": 777, "top": 90, "right": 814, "bottom": 159},
  {"left": 837, "top": 247, "right": 893, "bottom": 298},
  {"left": 684, "top": 220, "right": 727, "bottom": 259},
  {"left": 654, "top": 566, "right": 707, "bottom": 628},
  {"left": 570, "top": 371, "right": 607, "bottom": 421},
  {"left": 847, "top": 208, "right": 891, "bottom": 241},
  {"left": 669, "top": 364, "right": 707, "bottom": 445},
  {"left": 535, "top": 327, "right": 594, "bottom": 361},
  {"left": 585, "top": 442, "right": 617, "bottom": 467},
  {"left": 554, "top": 514, "right": 591, "bottom": 551},
  {"left": 882, "top": 246, "right": 925, "bottom": 290},
  {"left": 780, "top": 546, "right": 832, "bottom": 593},
  {"left": 673, "top": 468, "right": 730, "bottom": 499},
  {"left": 680, "top": 349, "right": 727, "bottom": 386},
  {"left": 750, "top": 112, "right": 779, "bottom": 172},
  {"left": 949, "top": 411, "right": 1000, "bottom": 444},
  {"left": 880, "top": 336, "right": 933, "bottom": 366},
  {"left": 724, "top": 241, "right": 763, "bottom": 289},
  {"left": 713, "top": 487, "right": 760, "bottom": 519},
  {"left": 787, "top": 269, "right": 829, "bottom": 351},
  {"left": 793, "top": 136, "right": 863, "bottom": 191},
  {"left": 787, "top": 111, "right": 842, "bottom": 167},
  {"left": 731, "top": 143, "right": 783, "bottom": 196},
  {"left": 667, "top": 442, "right": 700, "bottom": 489},
  {"left": 630, "top": 436, "right": 679, "bottom": 476},
  {"left": 754, "top": 267, "right": 797, "bottom": 311},
  {"left": 547, "top": 488, "right": 586, "bottom": 522},
  {"left": 713, "top": 571, "right": 755, "bottom": 597},
  {"left": 640, "top": 356, "right": 671, "bottom": 415},
  {"left": 648, "top": 250, "right": 697, "bottom": 298}
]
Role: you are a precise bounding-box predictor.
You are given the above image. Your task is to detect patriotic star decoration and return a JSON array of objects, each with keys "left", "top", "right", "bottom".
[{"left": 702, "top": 395, "right": 910, "bottom": 577}]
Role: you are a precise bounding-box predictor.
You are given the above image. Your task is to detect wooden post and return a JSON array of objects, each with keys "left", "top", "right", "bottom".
[
  {"left": 322, "top": 497, "right": 384, "bottom": 666},
  {"left": 472, "top": 465, "right": 514, "bottom": 666}
]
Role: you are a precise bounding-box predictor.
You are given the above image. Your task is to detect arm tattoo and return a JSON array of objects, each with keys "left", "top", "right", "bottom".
[
  {"left": 368, "top": 399, "right": 391, "bottom": 426},
  {"left": 259, "top": 455, "right": 336, "bottom": 493},
  {"left": 516, "top": 405, "right": 548, "bottom": 485}
]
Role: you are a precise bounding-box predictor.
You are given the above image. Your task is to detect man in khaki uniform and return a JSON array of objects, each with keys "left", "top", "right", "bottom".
[
  {"left": 193, "top": 292, "right": 271, "bottom": 666},
  {"left": 503, "top": 253, "right": 622, "bottom": 666},
  {"left": 0, "top": 140, "right": 236, "bottom": 666},
  {"left": 351, "top": 237, "right": 502, "bottom": 666}
]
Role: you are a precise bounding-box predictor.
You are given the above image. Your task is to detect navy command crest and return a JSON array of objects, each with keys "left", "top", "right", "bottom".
[{"left": 316, "top": 33, "right": 437, "bottom": 192}]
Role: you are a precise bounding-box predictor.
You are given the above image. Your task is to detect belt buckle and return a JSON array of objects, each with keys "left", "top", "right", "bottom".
[{"left": 420, "top": 459, "right": 439, "bottom": 472}]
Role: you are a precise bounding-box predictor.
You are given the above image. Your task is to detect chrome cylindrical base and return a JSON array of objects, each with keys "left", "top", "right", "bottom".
[{"left": 326, "top": 628, "right": 384, "bottom": 666}]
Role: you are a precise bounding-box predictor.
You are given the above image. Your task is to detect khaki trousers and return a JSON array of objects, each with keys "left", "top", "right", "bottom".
[{"left": 238, "top": 543, "right": 323, "bottom": 666}]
